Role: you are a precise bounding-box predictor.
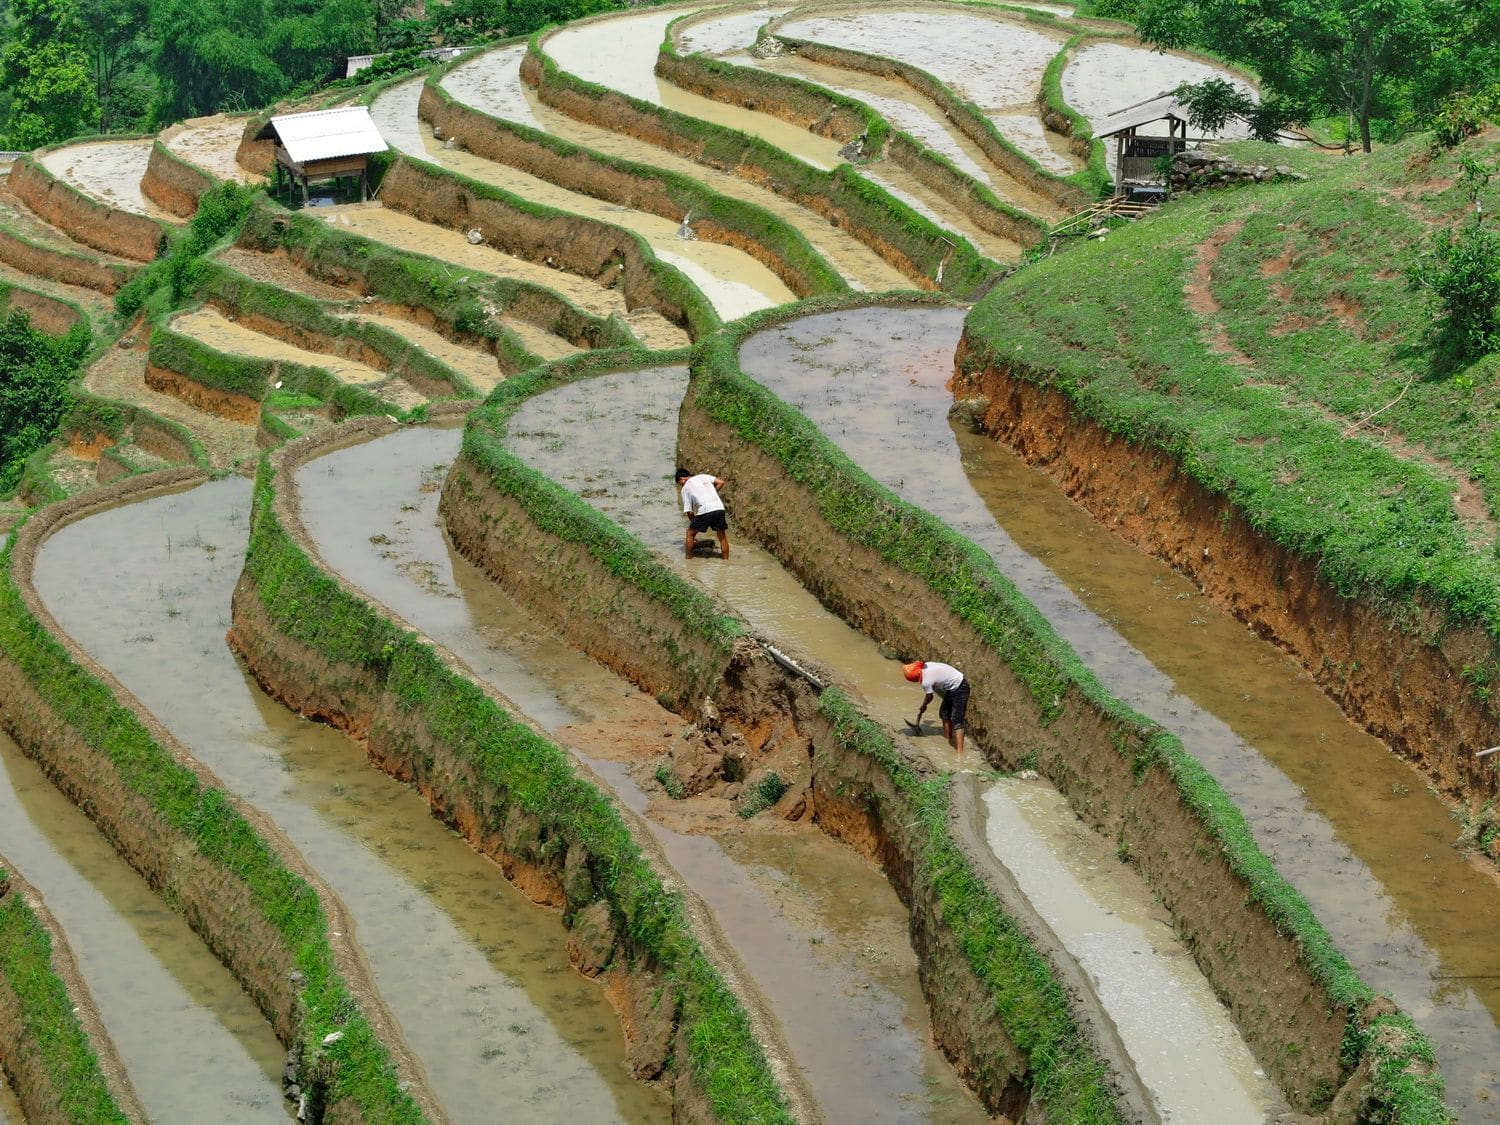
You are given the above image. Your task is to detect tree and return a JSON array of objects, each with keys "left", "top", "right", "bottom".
[
  {"left": 75, "top": 0, "right": 150, "bottom": 132},
  {"left": 148, "top": 0, "right": 284, "bottom": 123},
  {"left": 0, "top": 0, "right": 99, "bottom": 148},
  {"left": 0, "top": 309, "right": 88, "bottom": 494},
  {"left": 1408, "top": 157, "right": 1500, "bottom": 365},
  {"left": 1137, "top": 0, "right": 1441, "bottom": 152}
]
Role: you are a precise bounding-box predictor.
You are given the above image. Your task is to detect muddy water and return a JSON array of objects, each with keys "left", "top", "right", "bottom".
[
  {"left": 739, "top": 305, "right": 1500, "bottom": 1119},
  {"left": 506, "top": 366, "right": 917, "bottom": 726},
  {"left": 0, "top": 1072, "right": 19, "bottom": 1122},
  {"left": 0, "top": 728, "right": 288, "bottom": 1121},
  {"left": 295, "top": 425, "right": 990, "bottom": 1122},
  {"left": 741, "top": 52, "right": 1070, "bottom": 216},
  {"left": 981, "top": 778, "right": 1282, "bottom": 1121},
  {"left": 675, "top": 6, "right": 792, "bottom": 56},
  {"left": 443, "top": 47, "right": 916, "bottom": 290},
  {"left": 544, "top": 9, "right": 844, "bottom": 169},
  {"left": 162, "top": 115, "right": 265, "bottom": 184},
  {"left": 39, "top": 139, "right": 182, "bottom": 223},
  {"left": 372, "top": 77, "right": 796, "bottom": 318},
  {"left": 32, "top": 478, "right": 670, "bottom": 1124}
]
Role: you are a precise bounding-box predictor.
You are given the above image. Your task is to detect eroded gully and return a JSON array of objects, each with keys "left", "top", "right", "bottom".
[{"left": 32, "top": 479, "right": 671, "bottom": 1124}]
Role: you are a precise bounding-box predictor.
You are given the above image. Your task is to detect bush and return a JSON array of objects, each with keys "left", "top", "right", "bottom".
[
  {"left": 1408, "top": 156, "right": 1500, "bottom": 363},
  {"left": 1429, "top": 87, "right": 1500, "bottom": 152},
  {"left": 736, "top": 772, "right": 787, "bottom": 819},
  {"left": 115, "top": 182, "right": 258, "bottom": 318},
  {"left": 0, "top": 311, "right": 90, "bottom": 494}
]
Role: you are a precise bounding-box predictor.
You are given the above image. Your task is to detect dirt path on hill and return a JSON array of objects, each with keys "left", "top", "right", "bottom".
[{"left": 1186, "top": 219, "right": 1497, "bottom": 545}]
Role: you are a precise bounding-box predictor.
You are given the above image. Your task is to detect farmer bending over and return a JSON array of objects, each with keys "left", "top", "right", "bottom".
[
  {"left": 905, "top": 660, "right": 968, "bottom": 755},
  {"left": 677, "top": 467, "right": 729, "bottom": 560}
]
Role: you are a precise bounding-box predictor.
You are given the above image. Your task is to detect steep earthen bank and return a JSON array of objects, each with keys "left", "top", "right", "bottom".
[
  {"left": 673, "top": 299, "right": 1446, "bottom": 1120},
  {"left": 952, "top": 348, "right": 1500, "bottom": 821},
  {"left": 0, "top": 221, "right": 137, "bottom": 296},
  {"left": 229, "top": 414, "right": 805, "bottom": 1124},
  {"left": 0, "top": 866, "right": 146, "bottom": 1124},
  {"left": 0, "top": 471, "right": 440, "bottom": 1124},
  {"left": 378, "top": 156, "right": 718, "bottom": 339},
  {"left": 140, "top": 141, "right": 214, "bottom": 219},
  {"left": 8, "top": 156, "right": 165, "bottom": 264},
  {"left": 0, "top": 284, "right": 83, "bottom": 336}
]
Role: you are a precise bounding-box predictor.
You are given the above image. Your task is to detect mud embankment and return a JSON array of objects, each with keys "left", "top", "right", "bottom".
[
  {"left": 229, "top": 416, "right": 804, "bottom": 1124},
  {"left": 673, "top": 308, "right": 1447, "bottom": 1120},
  {"left": 141, "top": 141, "right": 214, "bottom": 219},
  {"left": 0, "top": 865, "right": 145, "bottom": 1123},
  {"left": 9, "top": 157, "right": 164, "bottom": 264},
  {"left": 0, "top": 284, "right": 83, "bottom": 336},
  {"left": 0, "top": 203, "right": 137, "bottom": 295},
  {"left": 0, "top": 473, "right": 439, "bottom": 1124},
  {"left": 378, "top": 156, "right": 718, "bottom": 339},
  {"left": 953, "top": 349, "right": 1500, "bottom": 816}
]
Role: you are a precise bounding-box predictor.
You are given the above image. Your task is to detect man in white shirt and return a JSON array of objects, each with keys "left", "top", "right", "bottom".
[
  {"left": 904, "top": 660, "right": 969, "bottom": 755},
  {"left": 676, "top": 467, "right": 730, "bottom": 560}
]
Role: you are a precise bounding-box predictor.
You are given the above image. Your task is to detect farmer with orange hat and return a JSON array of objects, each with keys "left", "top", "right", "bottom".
[{"left": 904, "top": 660, "right": 968, "bottom": 755}]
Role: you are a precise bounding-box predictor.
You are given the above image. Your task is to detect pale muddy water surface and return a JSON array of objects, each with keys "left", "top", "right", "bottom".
[
  {"left": 0, "top": 727, "right": 288, "bottom": 1122},
  {"left": 442, "top": 47, "right": 917, "bottom": 289},
  {"left": 1061, "top": 43, "right": 1255, "bottom": 136},
  {"left": 982, "top": 779, "right": 1281, "bottom": 1122},
  {"left": 775, "top": 10, "right": 1062, "bottom": 117},
  {"left": 544, "top": 9, "right": 844, "bottom": 169},
  {"left": 738, "top": 304, "right": 1500, "bottom": 1119},
  {"left": 741, "top": 52, "right": 1072, "bottom": 212},
  {"left": 371, "top": 76, "right": 795, "bottom": 318},
  {"left": 161, "top": 115, "right": 265, "bottom": 184},
  {"left": 676, "top": 6, "right": 791, "bottom": 56},
  {"left": 39, "top": 139, "right": 182, "bottom": 223},
  {"left": 33, "top": 479, "right": 669, "bottom": 1125},
  {"left": 0, "top": 1072, "right": 19, "bottom": 1122},
  {"left": 295, "top": 425, "right": 990, "bottom": 1122}
]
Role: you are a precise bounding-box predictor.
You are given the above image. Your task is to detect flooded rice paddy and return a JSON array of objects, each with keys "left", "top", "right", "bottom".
[
  {"left": 739, "top": 304, "right": 1500, "bottom": 1120},
  {"left": 33, "top": 478, "right": 669, "bottom": 1123},
  {"left": 674, "top": 6, "right": 794, "bottom": 56},
  {"left": 442, "top": 47, "right": 924, "bottom": 287},
  {"left": 371, "top": 75, "right": 796, "bottom": 318},
  {"left": 39, "top": 139, "right": 182, "bottom": 223},
  {"left": 294, "top": 424, "right": 990, "bottom": 1121},
  {"left": 161, "top": 115, "right": 265, "bottom": 185},
  {"left": 505, "top": 364, "right": 1282, "bottom": 1119},
  {"left": 1060, "top": 43, "right": 1255, "bottom": 136},
  {"left": 0, "top": 728, "right": 288, "bottom": 1122}
]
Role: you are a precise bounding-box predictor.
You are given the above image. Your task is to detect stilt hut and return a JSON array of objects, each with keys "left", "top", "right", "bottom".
[
  {"left": 257, "top": 107, "right": 388, "bottom": 206},
  {"left": 1095, "top": 93, "right": 1193, "bottom": 202}
]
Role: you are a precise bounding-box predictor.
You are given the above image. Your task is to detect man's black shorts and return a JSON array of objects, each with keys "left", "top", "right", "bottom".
[
  {"left": 939, "top": 679, "right": 970, "bottom": 728},
  {"left": 690, "top": 510, "right": 728, "bottom": 533}
]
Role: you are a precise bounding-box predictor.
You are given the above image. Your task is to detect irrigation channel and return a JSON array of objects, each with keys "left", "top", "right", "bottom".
[
  {"left": 0, "top": 726, "right": 288, "bottom": 1122},
  {"left": 31, "top": 480, "right": 673, "bottom": 1122},
  {"left": 289, "top": 423, "right": 994, "bottom": 1121},
  {"left": 733, "top": 304, "right": 1500, "bottom": 1121}
]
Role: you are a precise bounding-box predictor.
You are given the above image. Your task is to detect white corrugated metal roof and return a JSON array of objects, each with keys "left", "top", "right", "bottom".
[
  {"left": 266, "top": 106, "right": 388, "bottom": 164},
  {"left": 1095, "top": 93, "right": 1187, "bottom": 138}
]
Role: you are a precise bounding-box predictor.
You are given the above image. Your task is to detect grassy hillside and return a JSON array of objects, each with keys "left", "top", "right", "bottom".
[{"left": 966, "top": 130, "right": 1500, "bottom": 632}]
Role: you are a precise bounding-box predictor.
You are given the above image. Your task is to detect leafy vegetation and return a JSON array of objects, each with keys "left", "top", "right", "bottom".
[
  {"left": 115, "top": 179, "right": 257, "bottom": 318},
  {"left": 0, "top": 310, "right": 90, "bottom": 495},
  {"left": 0, "top": 871, "right": 129, "bottom": 1123},
  {"left": 1408, "top": 155, "right": 1500, "bottom": 364}
]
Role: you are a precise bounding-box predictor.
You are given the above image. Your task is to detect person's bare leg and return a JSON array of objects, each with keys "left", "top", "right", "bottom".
[
  {"left": 953, "top": 727, "right": 965, "bottom": 756},
  {"left": 684, "top": 529, "right": 696, "bottom": 558},
  {"left": 943, "top": 719, "right": 954, "bottom": 748},
  {"left": 716, "top": 530, "right": 730, "bottom": 559}
]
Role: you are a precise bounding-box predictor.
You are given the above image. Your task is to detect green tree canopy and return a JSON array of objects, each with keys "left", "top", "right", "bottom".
[
  {"left": 0, "top": 0, "right": 99, "bottom": 148},
  {"left": 0, "top": 308, "right": 89, "bottom": 494}
]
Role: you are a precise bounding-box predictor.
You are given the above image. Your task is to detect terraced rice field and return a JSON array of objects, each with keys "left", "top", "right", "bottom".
[{"left": 0, "top": 3, "right": 1482, "bottom": 1123}]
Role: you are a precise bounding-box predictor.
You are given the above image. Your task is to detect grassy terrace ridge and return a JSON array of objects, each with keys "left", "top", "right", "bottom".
[
  {"left": 194, "top": 260, "right": 481, "bottom": 398},
  {"left": 379, "top": 152, "right": 722, "bottom": 340},
  {"left": 421, "top": 63, "right": 850, "bottom": 300},
  {"left": 454, "top": 346, "right": 1120, "bottom": 1120},
  {"left": 686, "top": 292, "right": 1449, "bottom": 1121},
  {"left": 661, "top": 9, "right": 1050, "bottom": 247},
  {"left": 243, "top": 408, "right": 794, "bottom": 1125},
  {"left": 526, "top": 20, "right": 999, "bottom": 295},
  {"left": 0, "top": 508, "right": 426, "bottom": 1123},
  {"left": 235, "top": 202, "right": 636, "bottom": 353},
  {"left": 752, "top": 3, "right": 1111, "bottom": 206},
  {"left": 0, "top": 867, "right": 133, "bottom": 1123},
  {"left": 962, "top": 134, "right": 1500, "bottom": 691}
]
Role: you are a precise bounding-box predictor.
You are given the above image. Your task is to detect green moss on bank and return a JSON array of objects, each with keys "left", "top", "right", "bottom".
[{"left": 0, "top": 871, "right": 128, "bottom": 1123}]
